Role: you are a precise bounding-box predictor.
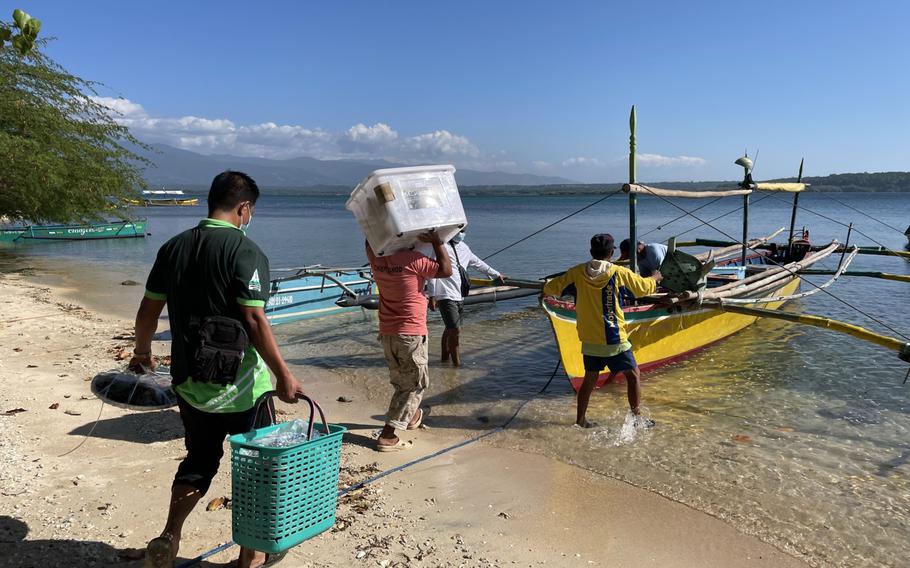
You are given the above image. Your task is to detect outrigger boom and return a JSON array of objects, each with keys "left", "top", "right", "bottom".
[{"left": 707, "top": 303, "right": 910, "bottom": 363}]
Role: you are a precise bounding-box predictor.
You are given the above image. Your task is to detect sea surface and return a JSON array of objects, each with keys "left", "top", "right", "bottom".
[{"left": 2, "top": 191, "right": 909, "bottom": 567}]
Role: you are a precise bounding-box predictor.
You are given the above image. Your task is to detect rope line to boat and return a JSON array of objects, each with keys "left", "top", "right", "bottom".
[
  {"left": 638, "top": 196, "right": 723, "bottom": 239},
  {"left": 762, "top": 193, "right": 909, "bottom": 263},
  {"left": 58, "top": 373, "right": 146, "bottom": 458},
  {"left": 806, "top": 190, "right": 909, "bottom": 237},
  {"left": 482, "top": 188, "right": 624, "bottom": 261},
  {"left": 176, "top": 360, "right": 563, "bottom": 568},
  {"left": 648, "top": 193, "right": 910, "bottom": 342},
  {"left": 642, "top": 193, "right": 774, "bottom": 241},
  {"left": 57, "top": 400, "right": 107, "bottom": 458}
]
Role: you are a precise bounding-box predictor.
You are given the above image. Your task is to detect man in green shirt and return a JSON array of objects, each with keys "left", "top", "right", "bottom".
[{"left": 130, "top": 171, "right": 305, "bottom": 568}]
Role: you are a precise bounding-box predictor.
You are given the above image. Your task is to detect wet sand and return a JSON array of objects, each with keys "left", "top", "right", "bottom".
[{"left": 0, "top": 269, "right": 810, "bottom": 567}]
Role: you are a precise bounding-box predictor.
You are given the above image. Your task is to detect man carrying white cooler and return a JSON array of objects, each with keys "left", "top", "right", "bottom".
[
  {"left": 366, "top": 233, "right": 452, "bottom": 451},
  {"left": 428, "top": 230, "right": 506, "bottom": 366}
]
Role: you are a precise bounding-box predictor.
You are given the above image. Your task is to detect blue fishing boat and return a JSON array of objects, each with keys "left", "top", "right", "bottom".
[
  {"left": 265, "top": 265, "right": 540, "bottom": 326},
  {"left": 265, "top": 266, "right": 376, "bottom": 324},
  {"left": 0, "top": 219, "right": 148, "bottom": 242}
]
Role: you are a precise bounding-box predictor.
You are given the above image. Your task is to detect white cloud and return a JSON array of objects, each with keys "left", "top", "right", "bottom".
[
  {"left": 637, "top": 153, "right": 707, "bottom": 167},
  {"left": 346, "top": 122, "right": 399, "bottom": 144},
  {"left": 93, "top": 96, "right": 147, "bottom": 118},
  {"left": 93, "top": 96, "right": 493, "bottom": 164},
  {"left": 401, "top": 130, "right": 480, "bottom": 160},
  {"left": 562, "top": 157, "right": 603, "bottom": 167},
  {"left": 94, "top": 97, "right": 709, "bottom": 182}
]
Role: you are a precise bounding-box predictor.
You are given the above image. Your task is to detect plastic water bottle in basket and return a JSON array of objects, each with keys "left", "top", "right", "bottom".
[{"left": 229, "top": 394, "right": 346, "bottom": 554}]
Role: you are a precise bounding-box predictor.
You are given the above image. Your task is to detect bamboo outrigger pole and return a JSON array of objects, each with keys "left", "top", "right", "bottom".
[
  {"left": 707, "top": 302, "right": 910, "bottom": 363},
  {"left": 798, "top": 270, "right": 910, "bottom": 284},
  {"left": 628, "top": 106, "right": 638, "bottom": 274},
  {"left": 685, "top": 240, "right": 910, "bottom": 260}
]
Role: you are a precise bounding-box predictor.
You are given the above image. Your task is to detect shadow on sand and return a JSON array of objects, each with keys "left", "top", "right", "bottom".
[
  {"left": 68, "top": 409, "right": 183, "bottom": 444},
  {"left": 0, "top": 516, "right": 234, "bottom": 567}
]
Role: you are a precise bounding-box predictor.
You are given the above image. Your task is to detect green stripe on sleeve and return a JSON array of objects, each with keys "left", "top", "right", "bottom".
[
  {"left": 236, "top": 298, "right": 266, "bottom": 307},
  {"left": 144, "top": 290, "right": 167, "bottom": 301}
]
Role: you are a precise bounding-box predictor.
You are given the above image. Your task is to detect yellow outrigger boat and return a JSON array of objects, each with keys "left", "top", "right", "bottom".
[{"left": 542, "top": 108, "right": 909, "bottom": 391}]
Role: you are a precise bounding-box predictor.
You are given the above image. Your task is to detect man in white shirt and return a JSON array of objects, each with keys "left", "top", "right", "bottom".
[{"left": 427, "top": 231, "right": 505, "bottom": 366}]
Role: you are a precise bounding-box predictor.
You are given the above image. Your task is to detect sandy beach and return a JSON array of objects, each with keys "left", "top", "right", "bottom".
[{"left": 0, "top": 269, "right": 811, "bottom": 568}]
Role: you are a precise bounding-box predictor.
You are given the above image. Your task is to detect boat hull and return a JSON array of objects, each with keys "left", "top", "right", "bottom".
[
  {"left": 128, "top": 198, "right": 199, "bottom": 206},
  {"left": 265, "top": 271, "right": 375, "bottom": 325},
  {"left": 544, "top": 277, "right": 801, "bottom": 391},
  {"left": 0, "top": 220, "right": 148, "bottom": 242}
]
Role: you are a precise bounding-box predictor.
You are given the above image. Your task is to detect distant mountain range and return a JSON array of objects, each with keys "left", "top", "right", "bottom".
[
  {"left": 137, "top": 144, "right": 910, "bottom": 194},
  {"left": 138, "top": 144, "right": 576, "bottom": 188},
  {"left": 451, "top": 172, "right": 910, "bottom": 195}
]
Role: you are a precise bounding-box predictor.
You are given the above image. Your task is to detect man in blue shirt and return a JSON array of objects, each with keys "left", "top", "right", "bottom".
[{"left": 619, "top": 239, "right": 668, "bottom": 278}]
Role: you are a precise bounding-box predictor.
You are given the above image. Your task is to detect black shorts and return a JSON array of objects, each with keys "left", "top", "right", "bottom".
[
  {"left": 583, "top": 349, "right": 637, "bottom": 373},
  {"left": 438, "top": 299, "right": 464, "bottom": 330},
  {"left": 173, "top": 392, "right": 274, "bottom": 494}
]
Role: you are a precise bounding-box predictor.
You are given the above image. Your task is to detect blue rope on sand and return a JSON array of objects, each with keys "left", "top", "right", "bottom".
[{"left": 175, "top": 360, "right": 561, "bottom": 568}]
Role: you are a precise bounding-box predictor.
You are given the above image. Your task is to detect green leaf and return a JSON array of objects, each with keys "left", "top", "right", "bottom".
[
  {"left": 23, "top": 18, "right": 40, "bottom": 38},
  {"left": 12, "top": 9, "right": 30, "bottom": 30},
  {"left": 11, "top": 33, "right": 33, "bottom": 56},
  {"left": 0, "top": 28, "right": 11, "bottom": 41}
]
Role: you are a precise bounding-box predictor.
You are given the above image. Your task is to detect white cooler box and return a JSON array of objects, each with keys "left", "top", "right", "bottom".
[{"left": 346, "top": 165, "right": 467, "bottom": 256}]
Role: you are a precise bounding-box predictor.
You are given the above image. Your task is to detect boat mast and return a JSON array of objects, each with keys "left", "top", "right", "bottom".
[
  {"left": 734, "top": 152, "right": 755, "bottom": 266},
  {"left": 787, "top": 158, "right": 804, "bottom": 256},
  {"left": 628, "top": 106, "right": 638, "bottom": 274},
  {"left": 741, "top": 192, "right": 749, "bottom": 265}
]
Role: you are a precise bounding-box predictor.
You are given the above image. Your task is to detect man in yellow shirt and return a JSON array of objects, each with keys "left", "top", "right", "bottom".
[{"left": 543, "top": 234, "right": 662, "bottom": 428}]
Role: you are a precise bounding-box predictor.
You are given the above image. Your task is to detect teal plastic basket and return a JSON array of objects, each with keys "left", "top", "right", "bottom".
[{"left": 229, "top": 396, "right": 346, "bottom": 553}]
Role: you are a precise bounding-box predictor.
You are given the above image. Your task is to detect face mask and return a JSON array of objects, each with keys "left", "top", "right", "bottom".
[
  {"left": 450, "top": 232, "right": 465, "bottom": 244},
  {"left": 240, "top": 204, "right": 253, "bottom": 233}
]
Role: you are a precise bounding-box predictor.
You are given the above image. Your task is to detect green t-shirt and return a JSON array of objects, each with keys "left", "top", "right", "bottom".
[{"left": 145, "top": 218, "right": 273, "bottom": 413}]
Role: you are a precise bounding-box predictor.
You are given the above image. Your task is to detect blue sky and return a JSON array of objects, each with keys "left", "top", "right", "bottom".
[{"left": 15, "top": 0, "right": 910, "bottom": 182}]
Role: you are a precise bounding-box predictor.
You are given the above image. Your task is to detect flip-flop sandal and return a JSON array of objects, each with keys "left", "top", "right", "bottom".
[
  {"left": 261, "top": 551, "right": 287, "bottom": 567},
  {"left": 406, "top": 407, "right": 430, "bottom": 430},
  {"left": 376, "top": 439, "right": 413, "bottom": 452},
  {"left": 143, "top": 535, "right": 175, "bottom": 568}
]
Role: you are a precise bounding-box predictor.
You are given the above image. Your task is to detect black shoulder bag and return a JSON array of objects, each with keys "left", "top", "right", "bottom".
[
  {"left": 451, "top": 243, "right": 471, "bottom": 298},
  {"left": 185, "top": 228, "right": 250, "bottom": 386}
]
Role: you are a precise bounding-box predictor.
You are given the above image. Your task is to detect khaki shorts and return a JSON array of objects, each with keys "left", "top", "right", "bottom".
[{"left": 380, "top": 334, "right": 429, "bottom": 430}]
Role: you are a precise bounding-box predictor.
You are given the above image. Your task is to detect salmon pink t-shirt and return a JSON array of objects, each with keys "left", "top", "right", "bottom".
[{"left": 367, "top": 245, "right": 439, "bottom": 336}]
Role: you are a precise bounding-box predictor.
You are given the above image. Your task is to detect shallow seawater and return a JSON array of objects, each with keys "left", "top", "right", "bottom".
[
  {"left": 272, "top": 290, "right": 910, "bottom": 567},
  {"left": 5, "top": 192, "right": 910, "bottom": 566}
]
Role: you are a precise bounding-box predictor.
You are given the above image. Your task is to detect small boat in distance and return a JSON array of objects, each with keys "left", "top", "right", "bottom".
[
  {"left": 0, "top": 219, "right": 148, "bottom": 242},
  {"left": 128, "top": 190, "right": 199, "bottom": 207}
]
